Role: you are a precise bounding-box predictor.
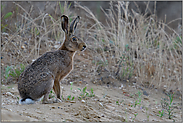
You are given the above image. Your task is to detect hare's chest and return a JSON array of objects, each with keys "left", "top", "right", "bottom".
[{"left": 55, "top": 60, "right": 73, "bottom": 81}]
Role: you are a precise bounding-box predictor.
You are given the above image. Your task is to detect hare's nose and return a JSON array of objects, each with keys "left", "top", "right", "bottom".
[{"left": 81, "top": 45, "right": 86, "bottom": 51}]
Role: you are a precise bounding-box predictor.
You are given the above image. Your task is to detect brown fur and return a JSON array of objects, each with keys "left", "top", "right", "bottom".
[{"left": 18, "top": 15, "right": 86, "bottom": 104}]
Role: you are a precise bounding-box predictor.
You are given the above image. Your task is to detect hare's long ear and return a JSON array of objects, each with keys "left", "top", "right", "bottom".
[
  {"left": 61, "top": 15, "right": 69, "bottom": 34},
  {"left": 69, "top": 16, "right": 80, "bottom": 34}
]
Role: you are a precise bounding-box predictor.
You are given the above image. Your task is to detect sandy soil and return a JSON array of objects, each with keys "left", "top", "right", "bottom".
[{"left": 1, "top": 81, "right": 182, "bottom": 122}]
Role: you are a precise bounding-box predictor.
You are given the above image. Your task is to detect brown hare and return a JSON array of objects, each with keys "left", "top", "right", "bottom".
[{"left": 18, "top": 15, "right": 86, "bottom": 104}]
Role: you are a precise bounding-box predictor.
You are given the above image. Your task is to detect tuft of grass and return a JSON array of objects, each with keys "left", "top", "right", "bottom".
[
  {"left": 134, "top": 90, "right": 142, "bottom": 108},
  {"left": 145, "top": 106, "right": 149, "bottom": 122},
  {"left": 173, "top": 36, "right": 182, "bottom": 50},
  {"left": 1, "top": 4, "right": 13, "bottom": 32},
  {"left": 133, "top": 113, "right": 138, "bottom": 121},
  {"left": 116, "top": 100, "right": 124, "bottom": 105},
  {"left": 157, "top": 110, "right": 164, "bottom": 118},
  {"left": 161, "top": 93, "right": 175, "bottom": 119},
  {"left": 90, "top": 88, "right": 95, "bottom": 97},
  {"left": 116, "top": 101, "right": 120, "bottom": 105},
  {"left": 4, "top": 64, "right": 25, "bottom": 82},
  {"left": 78, "top": 87, "right": 95, "bottom": 100},
  {"left": 125, "top": 110, "right": 128, "bottom": 122},
  {"left": 59, "top": 1, "right": 72, "bottom": 16},
  {"left": 49, "top": 89, "right": 55, "bottom": 99},
  {"left": 66, "top": 82, "right": 75, "bottom": 101}
]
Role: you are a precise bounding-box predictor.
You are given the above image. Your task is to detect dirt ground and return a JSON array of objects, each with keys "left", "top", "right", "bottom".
[{"left": 1, "top": 82, "right": 182, "bottom": 122}]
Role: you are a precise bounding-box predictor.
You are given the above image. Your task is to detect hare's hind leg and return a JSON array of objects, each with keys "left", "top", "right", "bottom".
[
  {"left": 42, "top": 79, "right": 55, "bottom": 104},
  {"left": 53, "top": 79, "right": 62, "bottom": 102}
]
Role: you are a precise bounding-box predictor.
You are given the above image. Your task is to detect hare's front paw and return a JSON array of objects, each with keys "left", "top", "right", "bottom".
[
  {"left": 53, "top": 98, "right": 62, "bottom": 103},
  {"left": 42, "top": 99, "right": 54, "bottom": 104},
  {"left": 42, "top": 98, "right": 62, "bottom": 104}
]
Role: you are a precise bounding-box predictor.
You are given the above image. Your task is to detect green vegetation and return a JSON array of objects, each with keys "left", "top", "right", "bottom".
[
  {"left": 1, "top": 4, "right": 13, "bottom": 32},
  {"left": 59, "top": 2, "right": 72, "bottom": 16},
  {"left": 66, "top": 82, "right": 75, "bottom": 101},
  {"left": 161, "top": 93, "right": 175, "bottom": 119},
  {"left": 31, "top": 27, "right": 40, "bottom": 37},
  {"left": 4, "top": 64, "right": 25, "bottom": 82},
  {"left": 173, "top": 36, "right": 182, "bottom": 50},
  {"left": 116, "top": 100, "right": 124, "bottom": 105},
  {"left": 119, "top": 53, "right": 134, "bottom": 80},
  {"left": 66, "top": 95, "right": 75, "bottom": 101},
  {"left": 78, "top": 87, "right": 95, "bottom": 100},
  {"left": 133, "top": 113, "right": 138, "bottom": 121},
  {"left": 145, "top": 106, "right": 149, "bottom": 122},
  {"left": 49, "top": 89, "right": 55, "bottom": 99},
  {"left": 125, "top": 110, "right": 128, "bottom": 122},
  {"left": 116, "top": 101, "right": 120, "bottom": 105},
  {"left": 134, "top": 90, "right": 142, "bottom": 108},
  {"left": 157, "top": 110, "right": 164, "bottom": 118}
]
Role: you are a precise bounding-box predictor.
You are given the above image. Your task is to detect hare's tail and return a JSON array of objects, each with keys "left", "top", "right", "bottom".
[{"left": 19, "top": 98, "right": 35, "bottom": 105}]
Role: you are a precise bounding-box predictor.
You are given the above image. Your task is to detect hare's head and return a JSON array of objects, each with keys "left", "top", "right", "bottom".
[{"left": 60, "top": 15, "right": 86, "bottom": 52}]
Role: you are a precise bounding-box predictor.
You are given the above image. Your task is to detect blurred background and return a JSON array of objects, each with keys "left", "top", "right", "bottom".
[{"left": 1, "top": 1, "right": 182, "bottom": 34}]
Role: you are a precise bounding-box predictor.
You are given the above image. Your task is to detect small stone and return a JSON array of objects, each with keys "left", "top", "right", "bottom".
[
  {"left": 143, "top": 91, "right": 149, "bottom": 96},
  {"left": 150, "top": 113, "right": 154, "bottom": 116},
  {"left": 119, "top": 84, "right": 124, "bottom": 89},
  {"left": 163, "top": 85, "right": 167, "bottom": 89},
  {"left": 2, "top": 32, "right": 9, "bottom": 37},
  {"left": 179, "top": 96, "right": 181, "bottom": 100},
  {"left": 99, "top": 102, "right": 103, "bottom": 107},
  {"left": 144, "top": 97, "right": 149, "bottom": 100},
  {"left": 37, "top": 111, "right": 42, "bottom": 114},
  {"left": 6, "top": 92, "right": 16, "bottom": 98},
  {"left": 6, "top": 92, "right": 13, "bottom": 96},
  {"left": 70, "top": 101, "right": 76, "bottom": 103},
  {"left": 51, "top": 106, "right": 56, "bottom": 109},
  {"left": 21, "top": 45, "right": 25, "bottom": 49},
  {"left": 142, "top": 109, "right": 145, "bottom": 113},
  {"left": 81, "top": 100, "right": 85, "bottom": 103}
]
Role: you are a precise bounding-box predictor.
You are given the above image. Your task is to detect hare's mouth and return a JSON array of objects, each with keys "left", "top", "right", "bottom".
[{"left": 81, "top": 45, "right": 86, "bottom": 51}]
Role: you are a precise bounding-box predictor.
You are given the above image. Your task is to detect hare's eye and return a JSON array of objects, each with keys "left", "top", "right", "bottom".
[{"left": 72, "top": 37, "right": 77, "bottom": 42}]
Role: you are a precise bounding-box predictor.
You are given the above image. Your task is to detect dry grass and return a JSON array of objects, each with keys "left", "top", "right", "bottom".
[
  {"left": 1, "top": 2, "right": 182, "bottom": 94},
  {"left": 74, "top": 1, "right": 182, "bottom": 92}
]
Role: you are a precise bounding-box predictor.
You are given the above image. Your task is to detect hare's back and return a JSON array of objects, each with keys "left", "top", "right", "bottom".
[{"left": 19, "top": 50, "right": 72, "bottom": 83}]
